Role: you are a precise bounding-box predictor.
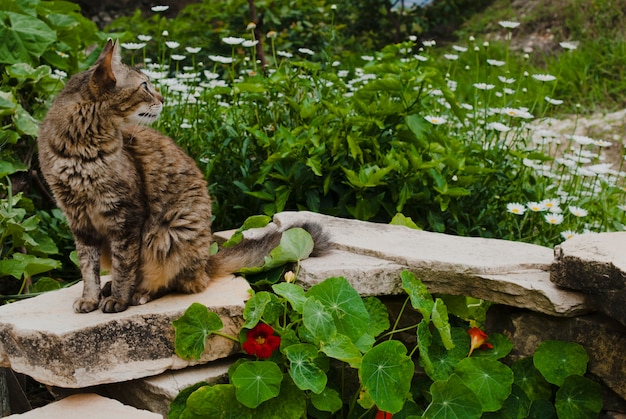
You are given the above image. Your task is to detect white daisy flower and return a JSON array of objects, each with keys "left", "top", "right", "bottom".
[
  {"left": 298, "top": 48, "right": 315, "bottom": 56},
  {"left": 424, "top": 115, "right": 447, "bottom": 125},
  {"left": 559, "top": 41, "right": 578, "bottom": 50},
  {"left": 532, "top": 73, "right": 557, "bottom": 82},
  {"left": 486, "top": 122, "right": 511, "bottom": 132},
  {"left": 568, "top": 206, "right": 588, "bottom": 217},
  {"left": 507, "top": 202, "right": 526, "bottom": 215},
  {"left": 527, "top": 201, "right": 546, "bottom": 212},
  {"left": 474, "top": 82, "right": 495, "bottom": 90},
  {"left": 121, "top": 42, "right": 146, "bottom": 50},
  {"left": 560, "top": 230, "right": 578, "bottom": 240},
  {"left": 499, "top": 21, "right": 521, "bottom": 28},
  {"left": 544, "top": 213, "right": 564, "bottom": 225},
  {"left": 487, "top": 59, "right": 505, "bottom": 67},
  {"left": 151, "top": 5, "right": 169, "bottom": 12},
  {"left": 165, "top": 41, "right": 180, "bottom": 49},
  {"left": 137, "top": 35, "right": 152, "bottom": 42},
  {"left": 186, "top": 47, "right": 201, "bottom": 54},
  {"left": 222, "top": 37, "right": 245, "bottom": 45},
  {"left": 545, "top": 96, "right": 564, "bottom": 105}
]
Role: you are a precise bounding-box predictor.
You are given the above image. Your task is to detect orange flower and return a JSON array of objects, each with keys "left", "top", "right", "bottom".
[
  {"left": 242, "top": 323, "right": 280, "bottom": 359},
  {"left": 375, "top": 410, "right": 392, "bottom": 419},
  {"left": 467, "top": 326, "right": 493, "bottom": 357}
]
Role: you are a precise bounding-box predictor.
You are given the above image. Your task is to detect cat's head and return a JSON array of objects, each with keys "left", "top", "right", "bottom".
[{"left": 89, "top": 39, "right": 164, "bottom": 126}]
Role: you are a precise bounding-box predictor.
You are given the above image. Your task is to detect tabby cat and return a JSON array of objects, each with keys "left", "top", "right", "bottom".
[{"left": 37, "top": 39, "right": 328, "bottom": 313}]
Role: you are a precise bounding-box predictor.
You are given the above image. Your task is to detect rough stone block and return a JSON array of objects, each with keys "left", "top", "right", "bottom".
[
  {"left": 0, "top": 276, "right": 250, "bottom": 388},
  {"left": 6, "top": 393, "right": 160, "bottom": 418},
  {"left": 279, "top": 211, "right": 594, "bottom": 316},
  {"left": 553, "top": 232, "right": 626, "bottom": 326}
]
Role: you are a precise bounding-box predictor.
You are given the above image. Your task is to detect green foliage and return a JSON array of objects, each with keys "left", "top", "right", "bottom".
[{"left": 171, "top": 230, "right": 603, "bottom": 418}]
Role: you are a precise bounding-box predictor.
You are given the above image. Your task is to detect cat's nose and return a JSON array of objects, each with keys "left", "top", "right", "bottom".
[{"left": 156, "top": 93, "right": 164, "bottom": 104}]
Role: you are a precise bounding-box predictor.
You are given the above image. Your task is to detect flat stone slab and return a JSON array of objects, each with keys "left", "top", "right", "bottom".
[
  {"left": 0, "top": 276, "right": 250, "bottom": 388},
  {"left": 553, "top": 232, "right": 626, "bottom": 326},
  {"left": 275, "top": 211, "right": 595, "bottom": 317},
  {"left": 6, "top": 393, "right": 160, "bottom": 418}
]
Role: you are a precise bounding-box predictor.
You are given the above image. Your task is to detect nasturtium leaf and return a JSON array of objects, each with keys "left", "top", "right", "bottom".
[
  {"left": 400, "top": 271, "right": 434, "bottom": 320},
  {"left": 527, "top": 399, "right": 557, "bottom": 419},
  {"left": 242, "top": 291, "right": 272, "bottom": 329},
  {"left": 310, "top": 386, "right": 343, "bottom": 413},
  {"left": 263, "top": 227, "right": 314, "bottom": 268},
  {"left": 454, "top": 357, "right": 514, "bottom": 412},
  {"left": 231, "top": 361, "right": 283, "bottom": 408},
  {"left": 307, "top": 276, "right": 370, "bottom": 342},
  {"left": 483, "top": 384, "right": 530, "bottom": 419},
  {"left": 390, "top": 212, "right": 421, "bottom": 229},
  {"left": 472, "top": 332, "right": 513, "bottom": 360},
  {"left": 172, "top": 303, "right": 224, "bottom": 360},
  {"left": 13, "top": 253, "right": 61, "bottom": 278},
  {"left": 284, "top": 343, "right": 327, "bottom": 394},
  {"left": 426, "top": 327, "right": 470, "bottom": 381},
  {"left": 417, "top": 320, "right": 435, "bottom": 378},
  {"left": 431, "top": 298, "right": 454, "bottom": 350},
  {"left": 0, "top": 11, "right": 57, "bottom": 65},
  {"left": 168, "top": 381, "right": 208, "bottom": 419},
  {"left": 533, "top": 340, "right": 588, "bottom": 386},
  {"left": 184, "top": 384, "right": 253, "bottom": 418},
  {"left": 555, "top": 375, "right": 602, "bottom": 419},
  {"left": 360, "top": 340, "right": 414, "bottom": 414},
  {"left": 303, "top": 297, "right": 336, "bottom": 342},
  {"left": 511, "top": 357, "right": 552, "bottom": 401},
  {"left": 221, "top": 214, "right": 271, "bottom": 247},
  {"left": 353, "top": 332, "right": 375, "bottom": 354},
  {"left": 30, "top": 277, "right": 61, "bottom": 293},
  {"left": 273, "top": 282, "right": 307, "bottom": 313},
  {"left": 320, "top": 333, "right": 362, "bottom": 368},
  {"left": 0, "top": 159, "right": 27, "bottom": 177},
  {"left": 363, "top": 296, "right": 391, "bottom": 338},
  {"left": 253, "top": 375, "right": 307, "bottom": 418},
  {"left": 423, "top": 374, "right": 483, "bottom": 419}
]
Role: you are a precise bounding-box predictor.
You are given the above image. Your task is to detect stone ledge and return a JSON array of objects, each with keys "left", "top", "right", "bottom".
[
  {"left": 6, "top": 393, "right": 161, "bottom": 418},
  {"left": 277, "top": 211, "right": 595, "bottom": 317},
  {"left": 0, "top": 276, "right": 250, "bottom": 388}
]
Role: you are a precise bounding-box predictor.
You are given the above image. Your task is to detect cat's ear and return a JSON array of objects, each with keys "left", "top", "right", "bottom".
[{"left": 90, "top": 39, "right": 121, "bottom": 93}]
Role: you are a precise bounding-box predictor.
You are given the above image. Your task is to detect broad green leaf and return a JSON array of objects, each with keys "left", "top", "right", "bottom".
[
  {"left": 425, "top": 327, "right": 470, "bottom": 381},
  {"left": 320, "top": 333, "right": 362, "bottom": 368},
  {"left": 405, "top": 113, "right": 430, "bottom": 146},
  {"left": 431, "top": 298, "right": 454, "bottom": 350},
  {"left": 184, "top": 384, "right": 253, "bottom": 418},
  {"left": 13, "top": 105, "right": 39, "bottom": 136},
  {"left": 471, "top": 332, "right": 513, "bottom": 360},
  {"left": 417, "top": 320, "right": 435, "bottom": 378},
  {"left": 242, "top": 291, "right": 272, "bottom": 329},
  {"left": 0, "top": 160, "right": 27, "bottom": 177},
  {"left": 302, "top": 297, "right": 336, "bottom": 342},
  {"left": 231, "top": 361, "right": 283, "bottom": 408},
  {"left": 363, "top": 296, "right": 390, "bottom": 338},
  {"left": 264, "top": 227, "right": 314, "bottom": 268},
  {"left": 168, "top": 381, "right": 209, "bottom": 419},
  {"left": 555, "top": 375, "right": 602, "bottom": 419},
  {"left": 0, "top": 258, "right": 27, "bottom": 279},
  {"left": 307, "top": 276, "right": 370, "bottom": 342},
  {"left": 272, "top": 282, "right": 307, "bottom": 313},
  {"left": 12, "top": 253, "right": 61, "bottom": 277},
  {"left": 389, "top": 213, "right": 421, "bottom": 229},
  {"left": 533, "top": 340, "right": 588, "bottom": 386},
  {"left": 310, "top": 386, "right": 342, "bottom": 413},
  {"left": 0, "top": 11, "right": 57, "bottom": 65},
  {"left": 221, "top": 215, "right": 271, "bottom": 247},
  {"left": 172, "top": 303, "right": 224, "bottom": 360},
  {"left": 423, "top": 374, "right": 483, "bottom": 419},
  {"left": 454, "top": 357, "right": 514, "bottom": 412},
  {"left": 511, "top": 357, "right": 552, "bottom": 401},
  {"left": 360, "top": 340, "right": 414, "bottom": 414},
  {"left": 401, "top": 271, "right": 434, "bottom": 320},
  {"left": 284, "top": 343, "right": 327, "bottom": 394},
  {"left": 30, "top": 277, "right": 61, "bottom": 293},
  {"left": 483, "top": 384, "right": 530, "bottom": 419},
  {"left": 527, "top": 399, "right": 557, "bottom": 419},
  {"left": 253, "top": 375, "right": 307, "bottom": 418}
]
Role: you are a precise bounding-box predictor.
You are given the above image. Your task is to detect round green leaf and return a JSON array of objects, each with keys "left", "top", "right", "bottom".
[
  {"left": 527, "top": 399, "right": 557, "bottom": 419},
  {"left": 307, "top": 276, "right": 370, "bottom": 342},
  {"left": 231, "top": 361, "right": 283, "bottom": 408},
  {"left": 422, "top": 326, "right": 469, "bottom": 382},
  {"left": 555, "top": 375, "right": 602, "bottom": 419},
  {"left": 511, "top": 357, "right": 552, "bottom": 401},
  {"left": 533, "top": 340, "right": 588, "bottom": 386},
  {"left": 483, "top": 384, "right": 530, "bottom": 419},
  {"left": 303, "top": 297, "right": 337, "bottom": 342},
  {"left": 264, "top": 227, "right": 314, "bottom": 268},
  {"left": 363, "top": 296, "right": 391, "bottom": 338},
  {"left": 172, "top": 303, "right": 224, "bottom": 360},
  {"left": 284, "top": 343, "right": 327, "bottom": 394},
  {"left": 360, "top": 340, "right": 414, "bottom": 414},
  {"left": 472, "top": 332, "right": 513, "bottom": 360},
  {"left": 424, "top": 374, "right": 483, "bottom": 419},
  {"left": 242, "top": 291, "right": 272, "bottom": 329},
  {"left": 184, "top": 384, "right": 253, "bottom": 418},
  {"left": 311, "top": 386, "right": 343, "bottom": 413},
  {"left": 400, "top": 270, "right": 434, "bottom": 320},
  {"left": 273, "top": 282, "right": 307, "bottom": 313},
  {"left": 320, "top": 333, "right": 363, "bottom": 368},
  {"left": 454, "top": 357, "right": 514, "bottom": 412},
  {"left": 254, "top": 375, "right": 307, "bottom": 418}
]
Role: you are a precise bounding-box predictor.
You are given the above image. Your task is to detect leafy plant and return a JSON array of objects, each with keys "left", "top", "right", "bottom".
[{"left": 170, "top": 225, "right": 603, "bottom": 418}]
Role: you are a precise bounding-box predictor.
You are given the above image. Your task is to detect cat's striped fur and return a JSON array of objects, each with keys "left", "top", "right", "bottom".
[{"left": 37, "top": 39, "right": 328, "bottom": 313}]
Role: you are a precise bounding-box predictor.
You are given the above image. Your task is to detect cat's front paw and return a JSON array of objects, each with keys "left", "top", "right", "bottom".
[
  {"left": 99, "top": 296, "right": 130, "bottom": 313},
  {"left": 74, "top": 297, "right": 100, "bottom": 313}
]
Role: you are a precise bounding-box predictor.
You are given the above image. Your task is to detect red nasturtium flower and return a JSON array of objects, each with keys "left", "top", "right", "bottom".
[
  {"left": 375, "top": 409, "right": 392, "bottom": 419},
  {"left": 467, "top": 326, "right": 493, "bottom": 357},
  {"left": 242, "top": 323, "right": 281, "bottom": 359}
]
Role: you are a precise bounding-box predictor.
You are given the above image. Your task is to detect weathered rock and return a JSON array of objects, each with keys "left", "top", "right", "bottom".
[
  {"left": 6, "top": 393, "right": 160, "bottom": 418},
  {"left": 274, "top": 211, "right": 595, "bottom": 317},
  {"left": 0, "top": 276, "right": 250, "bottom": 388},
  {"left": 486, "top": 305, "right": 626, "bottom": 402},
  {"left": 52, "top": 359, "right": 232, "bottom": 417},
  {"left": 553, "top": 232, "right": 626, "bottom": 326}
]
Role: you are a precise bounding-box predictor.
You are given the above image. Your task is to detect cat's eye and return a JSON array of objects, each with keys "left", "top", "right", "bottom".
[{"left": 141, "top": 81, "right": 150, "bottom": 92}]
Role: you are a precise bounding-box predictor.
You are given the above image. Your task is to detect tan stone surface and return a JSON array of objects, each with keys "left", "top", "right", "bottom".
[
  {"left": 0, "top": 276, "right": 250, "bottom": 388},
  {"left": 6, "top": 393, "right": 161, "bottom": 418},
  {"left": 279, "top": 211, "right": 594, "bottom": 316}
]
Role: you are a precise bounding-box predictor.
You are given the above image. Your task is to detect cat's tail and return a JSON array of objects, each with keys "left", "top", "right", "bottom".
[{"left": 206, "top": 221, "right": 331, "bottom": 278}]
